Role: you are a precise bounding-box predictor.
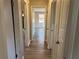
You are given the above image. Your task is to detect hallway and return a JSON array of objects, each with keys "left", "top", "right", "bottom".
[
  {"left": 0, "top": 0, "right": 75, "bottom": 59},
  {"left": 24, "top": 28, "right": 51, "bottom": 59}
]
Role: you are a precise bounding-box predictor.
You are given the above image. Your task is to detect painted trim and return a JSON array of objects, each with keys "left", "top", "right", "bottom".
[
  {"left": 28, "top": 40, "right": 31, "bottom": 47},
  {"left": 22, "top": 56, "right": 24, "bottom": 59}
]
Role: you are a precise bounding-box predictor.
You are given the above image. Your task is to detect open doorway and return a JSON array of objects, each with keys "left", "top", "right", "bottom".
[{"left": 32, "top": 8, "right": 46, "bottom": 47}]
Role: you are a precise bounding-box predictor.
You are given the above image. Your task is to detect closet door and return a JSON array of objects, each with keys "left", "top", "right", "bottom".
[{"left": 52, "top": 0, "right": 70, "bottom": 59}]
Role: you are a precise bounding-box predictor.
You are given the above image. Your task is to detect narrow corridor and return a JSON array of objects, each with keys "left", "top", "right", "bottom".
[{"left": 24, "top": 28, "right": 51, "bottom": 59}]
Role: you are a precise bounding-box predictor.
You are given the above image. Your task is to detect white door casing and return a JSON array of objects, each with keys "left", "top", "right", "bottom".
[{"left": 47, "top": 0, "right": 53, "bottom": 49}]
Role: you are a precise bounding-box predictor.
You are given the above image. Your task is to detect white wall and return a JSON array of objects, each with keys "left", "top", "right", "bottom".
[
  {"left": 0, "top": 0, "right": 16, "bottom": 59},
  {"left": 72, "top": 15, "right": 79, "bottom": 59},
  {"left": 64, "top": 0, "right": 79, "bottom": 59}
]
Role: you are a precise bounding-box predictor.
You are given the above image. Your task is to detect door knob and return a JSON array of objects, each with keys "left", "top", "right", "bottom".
[{"left": 56, "top": 41, "right": 60, "bottom": 44}]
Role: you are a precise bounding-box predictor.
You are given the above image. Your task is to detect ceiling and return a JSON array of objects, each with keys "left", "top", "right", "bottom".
[
  {"left": 30, "top": 0, "right": 48, "bottom": 2},
  {"left": 29, "top": 0, "right": 49, "bottom": 7}
]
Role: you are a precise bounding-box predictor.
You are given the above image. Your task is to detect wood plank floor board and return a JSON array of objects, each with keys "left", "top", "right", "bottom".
[{"left": 24, "top": 28, "right": 51, "bottom": 59}]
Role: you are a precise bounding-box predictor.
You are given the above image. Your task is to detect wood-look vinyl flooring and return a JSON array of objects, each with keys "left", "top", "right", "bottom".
[{"left": 24, "top": 28, "right": 51, "bottom": 59}]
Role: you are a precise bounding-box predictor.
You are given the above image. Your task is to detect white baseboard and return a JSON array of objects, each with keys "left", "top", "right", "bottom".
[
  {"left": 28, "top": 40, "right": 31, "bottom": 47},
  {"left": 47, "top": 45, "right": 50, "bottom": 49},
  {"left": 25, "top": 40, "right": 31, "bottom": 47},
  {"left": 22, "top": 56, "right": 24, "bottom": 59},
  {"left": 47, "top": 45, "right": 51, "bottom": 49}
]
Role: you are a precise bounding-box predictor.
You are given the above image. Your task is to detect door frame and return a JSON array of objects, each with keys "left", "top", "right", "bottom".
[
  {"left": 51, "top": 1, "right": 57, "bottom": 59},
  {"left": 30, "top": 7, "right": 47, "bottom": 43}
]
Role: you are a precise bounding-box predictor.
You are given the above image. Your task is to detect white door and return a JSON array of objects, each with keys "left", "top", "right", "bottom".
[
  {"left": 52, "top": 0, "right": 70, "bottom": 59},
  {"left": 52, "top": 0, "right": 62, "bottom": 59},
  {"left": 13, "top": 0, "right": 24, "bottom": 59}
]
